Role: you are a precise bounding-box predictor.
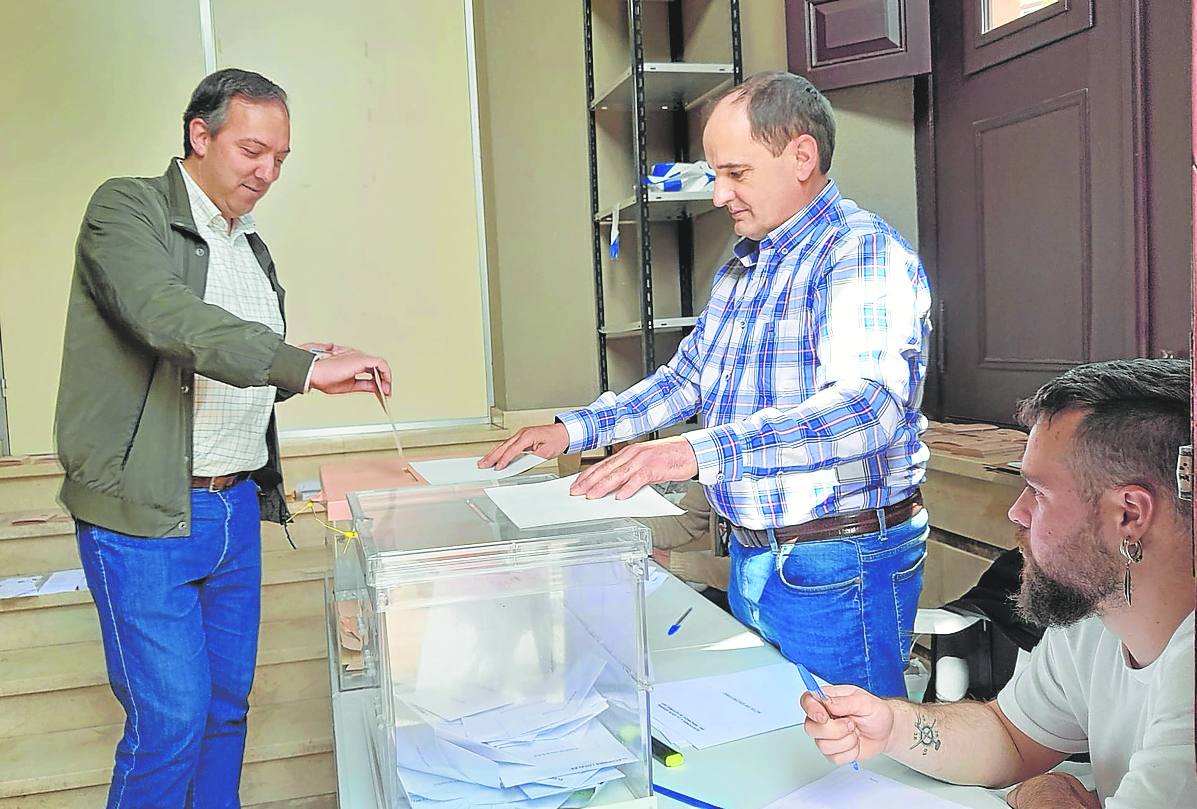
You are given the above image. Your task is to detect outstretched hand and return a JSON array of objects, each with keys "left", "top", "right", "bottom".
[
  {"left": 569, "top": 436, "right": 698, "bottom": 500},
  {"left": 309, "top": 350, "right": 392, "bottom": 396}
]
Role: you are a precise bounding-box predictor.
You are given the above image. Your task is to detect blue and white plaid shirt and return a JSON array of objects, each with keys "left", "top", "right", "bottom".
[{"left": 558, "top": 180, "right": 932, "bottom": 530}]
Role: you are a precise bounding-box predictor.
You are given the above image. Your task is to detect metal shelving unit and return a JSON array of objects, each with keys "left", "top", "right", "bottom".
[{"left": 584, "top": 0, "right": 743, "bottom": 392}]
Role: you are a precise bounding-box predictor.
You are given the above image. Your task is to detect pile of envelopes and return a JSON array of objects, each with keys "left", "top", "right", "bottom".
[{"left": 392, "top": 651, "right": 637, "bottom": 809}]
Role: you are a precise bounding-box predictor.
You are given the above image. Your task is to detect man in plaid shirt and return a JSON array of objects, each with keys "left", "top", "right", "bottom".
[{"left": 484, "top": 71, "right": 932, "bottom": 697}]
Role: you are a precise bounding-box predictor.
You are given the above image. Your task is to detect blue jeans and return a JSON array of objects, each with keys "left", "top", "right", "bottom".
[
  {"left": 728, "top": 507, "right": 928, "bottom": 697},
  {"left": 76, "top": 480, "right": 262, "bottom": 809}
]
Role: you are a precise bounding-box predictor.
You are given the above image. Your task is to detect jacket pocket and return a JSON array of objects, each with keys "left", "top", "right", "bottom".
[{"left": 119, "top": 366, "right": 155, "bottom": 470}]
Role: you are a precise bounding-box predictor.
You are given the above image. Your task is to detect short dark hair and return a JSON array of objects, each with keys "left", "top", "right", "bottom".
[
  {"left": 1016, "top": 358, "right": 1193, "bottom": 525},
  {"left": 712, "top": 71, "right": 836, "bottom": 174},
  {"left": 182, "top": 68, "right": 288, "bottom": 157}
]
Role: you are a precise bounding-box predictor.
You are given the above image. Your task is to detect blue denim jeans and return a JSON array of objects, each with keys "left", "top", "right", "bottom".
[
  {"left": 76, "top": 480, "right": 262, "bottom": 809},
  {"left": 728, "top": 507, "right": 928, "bottom": 697}
]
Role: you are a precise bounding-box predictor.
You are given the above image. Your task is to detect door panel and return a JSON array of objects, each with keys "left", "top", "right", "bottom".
[
  {"left": 786, "top": 0, "right": 931, "bottom": 91},
  {"left": 975, "top": 90, "right": 1089, "bottom": 369}
]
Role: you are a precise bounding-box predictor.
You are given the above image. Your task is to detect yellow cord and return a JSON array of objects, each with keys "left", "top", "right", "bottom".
[{"left": 287, "top": 499, "right": 358, "bottom": 543}]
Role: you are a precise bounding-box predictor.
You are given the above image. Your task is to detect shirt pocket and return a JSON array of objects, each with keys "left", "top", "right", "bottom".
[{"left": 766, "top": 318, "right": 809, "bottom": 395}]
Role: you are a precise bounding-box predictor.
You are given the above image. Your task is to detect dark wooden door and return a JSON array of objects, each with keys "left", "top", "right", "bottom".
[{"left": 932, "top": 0, "right": 1146, "bottom": 424}]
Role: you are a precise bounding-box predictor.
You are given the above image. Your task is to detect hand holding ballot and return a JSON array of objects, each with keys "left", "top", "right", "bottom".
[
  {"left": 800, "top": 683, "right": 896, "bottom": 768},
  {"left": 308, "top": 346, "right": 393, "bottom": 396},
  {"left": 479, "top": 422, "right": 571, "bottom": 470}
]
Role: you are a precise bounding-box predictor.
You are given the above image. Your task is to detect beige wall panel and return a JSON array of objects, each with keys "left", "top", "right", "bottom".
[
  {"left": 0, "top": 2, "right": 205, "bottom": 454},
  {"left": 741, "top": 0, "right": 790, "bottom": 74},
  {"left": 476, "top": 1, "right": 600, "bottom": 412},
  {"left": 825, "top": 80, "right": 920, "bottom": 246},
  {"left": 212, "top": 0, "right": 488, "bottom": 429}
]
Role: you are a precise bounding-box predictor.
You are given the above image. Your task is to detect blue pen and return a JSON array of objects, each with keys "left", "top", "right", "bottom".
[
  {"left": 796, "top": 661, "right": 860, "bottom": 772},
  {"left": 653, "top": 783, "right": 725, "bottom": 809},
  {"left": 666, "top": 606, "right": 693, "bottom": 636}
]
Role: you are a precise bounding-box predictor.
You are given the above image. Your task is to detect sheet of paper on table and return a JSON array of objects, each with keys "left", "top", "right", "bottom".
[
  {"left": 650, "top": 662, "right": 813, "bottom": 750},
  {"left": 410, "top": 453, "right": 548, "bottom": 486},
  {"left": 485, "top": 474, "right": 683, "bottom": 529},
  {"left": 762, "top": 767, "right": 974, "bottom": 809}
]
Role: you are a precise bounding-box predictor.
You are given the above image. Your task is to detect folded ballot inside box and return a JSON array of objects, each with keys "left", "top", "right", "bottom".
[
  {"left": 642, "top": 161, "right": 714, "bottom": 194},
  {"left": 347, "top": 476, "right": 656, "bottom": 809}
]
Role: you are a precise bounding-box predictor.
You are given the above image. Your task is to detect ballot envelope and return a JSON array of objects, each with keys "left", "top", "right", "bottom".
[{"left": 345, "top": 476, "right": 657, "bottom": 809}]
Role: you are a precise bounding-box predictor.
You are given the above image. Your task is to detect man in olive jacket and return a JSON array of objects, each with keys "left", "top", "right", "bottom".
[{"left": 55, "top": 69, "right": 389, "bottom": 808}]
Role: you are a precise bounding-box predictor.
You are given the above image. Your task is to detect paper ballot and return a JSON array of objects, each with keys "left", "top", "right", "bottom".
[
  {"left": 650, "top": 662, "right": 811, "bottom": 750},
  {"left": 393, "top": 652, "right": 634, "bottom": 808},
  {"left": 763, "top": 767, "right": 974, "bottom": 809},
  {"left": 411, "top": 453, "right": 548, "bottom": 486},
  {"left": 485, "top": 474, "right": 683, "bottom": 529}
]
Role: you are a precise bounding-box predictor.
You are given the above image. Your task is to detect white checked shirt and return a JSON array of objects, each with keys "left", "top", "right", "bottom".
[{"left": 178, "top": 161, "right": 285, "bottom": 476}]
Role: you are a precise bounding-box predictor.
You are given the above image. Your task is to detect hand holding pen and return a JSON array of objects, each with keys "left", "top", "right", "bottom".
[{"left": 799, "top": 672, "right": 896, "bottom": 770}]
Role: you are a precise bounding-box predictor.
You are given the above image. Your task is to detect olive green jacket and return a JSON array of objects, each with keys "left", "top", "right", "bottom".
[{"left": 54, "top": 161, "right": 315, "bottom": 537}]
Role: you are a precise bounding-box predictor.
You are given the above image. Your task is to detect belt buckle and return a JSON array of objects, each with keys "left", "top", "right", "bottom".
[{"left": 208, "top": 476, "right": 221, "bottom": 493}]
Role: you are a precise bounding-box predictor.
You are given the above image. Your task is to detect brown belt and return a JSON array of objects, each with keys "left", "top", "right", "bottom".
[
  {"left": 731, "top": 491, "right": 923, "bottom": 548},
  {"left": 191, "top": 472, "right": 250, "bottom": 492}
]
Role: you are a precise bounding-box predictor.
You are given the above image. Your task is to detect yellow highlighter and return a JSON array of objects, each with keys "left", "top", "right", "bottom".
[{"left": 652, "top": 736, "right": 684, "bottom": 767}]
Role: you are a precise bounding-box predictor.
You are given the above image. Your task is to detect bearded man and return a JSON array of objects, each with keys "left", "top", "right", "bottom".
[{"left": 800, "top": 359, "right": 1195, "bottom": 809}]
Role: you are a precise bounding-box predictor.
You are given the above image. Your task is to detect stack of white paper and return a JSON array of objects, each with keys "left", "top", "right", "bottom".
[
  {"left": 392, "top": 654, "right": 635, "bottom": 809},
  {"left": 650, "top": 662, "right": 810, "bottom": 750}
]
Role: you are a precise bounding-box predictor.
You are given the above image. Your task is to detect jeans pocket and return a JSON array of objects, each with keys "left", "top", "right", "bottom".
[
  {"left": 892, "top": 549, "right": 927, "bottom": 660},
  {"left": 773, "top": 539, "right": 861, "bottom": 593}
]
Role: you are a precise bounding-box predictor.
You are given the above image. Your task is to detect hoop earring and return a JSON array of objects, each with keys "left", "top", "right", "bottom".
[{"left": 1120, "top": 536, "right": 1144, "bottom": 606}]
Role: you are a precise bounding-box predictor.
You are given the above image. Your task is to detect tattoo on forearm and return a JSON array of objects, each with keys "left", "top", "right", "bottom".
[{"left": 910, "top": 713, "right": 942, "bottom": 755}]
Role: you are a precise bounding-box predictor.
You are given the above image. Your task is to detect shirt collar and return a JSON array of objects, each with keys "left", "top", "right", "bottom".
[
  {"left": 730, "top": 179, "right": 841, "bottom": 269},
  {"left": 175, "top": 159, "right": 256, "bottom": 239}
]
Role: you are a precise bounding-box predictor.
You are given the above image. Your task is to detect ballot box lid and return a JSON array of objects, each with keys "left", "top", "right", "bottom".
[{"left": 348, "top": 475, "right": 652, "bottom": 589}]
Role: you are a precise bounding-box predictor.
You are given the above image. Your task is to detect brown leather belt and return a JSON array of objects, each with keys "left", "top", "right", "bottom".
[
  {"left": 731, "top": 491, "right": 923, "bottom": 548},
  {"left": 191, "top": 472, "right": 250, "bottom": 492}
]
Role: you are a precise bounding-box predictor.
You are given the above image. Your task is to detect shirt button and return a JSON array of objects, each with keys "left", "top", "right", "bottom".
[
  {"left": 177, "top": 521, "right": 187, "bottom": 530},
  {"left": 195, "top": 246, "right": 206, "bottom": 257},
  {"left": 717, "top": 473, "right": 725, "bottom": 482},
  {"left": 180, "top": 384, "right": 190, "bottom": 394}
]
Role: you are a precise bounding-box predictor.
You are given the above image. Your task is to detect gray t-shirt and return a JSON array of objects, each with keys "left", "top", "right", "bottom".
[{"left": 997, "top": 611, "right": 1195, "bottom": 808}]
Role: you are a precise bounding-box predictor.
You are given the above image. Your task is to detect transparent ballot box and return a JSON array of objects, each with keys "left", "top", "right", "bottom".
[{"left": 348, "top": 477, "right": 657, "bottom": 809}]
